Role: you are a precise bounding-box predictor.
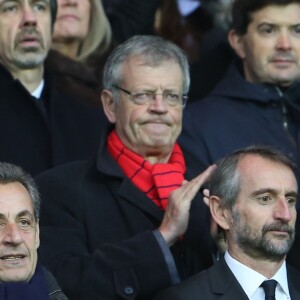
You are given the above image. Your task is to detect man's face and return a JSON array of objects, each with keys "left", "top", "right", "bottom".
[
  {"left": 0, "top": 0, "right": 52, "bottom": 71},
  {"left": 0, "top": 182, "right": 39, "bottom": 282},
  {"left": 53, "top": 0, "right": 90, "bottom": 44},
  {"left": 231, "top": 4, "right": 300, "bottom": 87},
  {"left": 106, "top": 56, "right": 184, "bottom": 161},
  {"left": 227, "top": 155, "right": 298, "bottom": 261}
]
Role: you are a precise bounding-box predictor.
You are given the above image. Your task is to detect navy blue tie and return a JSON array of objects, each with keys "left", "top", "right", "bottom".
[{"left": 261, "top": 280, "right": 277, "bottom": 300}]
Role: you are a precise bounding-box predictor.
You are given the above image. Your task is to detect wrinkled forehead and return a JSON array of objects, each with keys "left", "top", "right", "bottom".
[
  {"left": 120, "top": 56, "right": 183, "bottom": 86},
  {"left": 237, "top": 155, "right": 298, "bottom": 193},
  {"left": 0, "top": 183, "right": 34, "bottom": 218}
]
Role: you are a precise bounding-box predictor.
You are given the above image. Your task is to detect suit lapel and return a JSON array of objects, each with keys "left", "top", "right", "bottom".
[
  {"left": 209, "top": 259, "right": 250, "bottom": 299},
  {"left": 117, "top": 177, "right": 164, "bottom": 221},
  {"left": 287, "top": 265, "right": 300, "bottom": 299}
]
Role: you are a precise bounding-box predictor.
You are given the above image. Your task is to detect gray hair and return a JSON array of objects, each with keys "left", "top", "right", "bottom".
[
  {"left": 0, "top": 163, "right": 40, "bottom": 220},
  {"left": 102, "top": 35, "right": 190, "bottom": 101},
  {"left": 209, "top": 145, "right": 297, "bottom": 208}
]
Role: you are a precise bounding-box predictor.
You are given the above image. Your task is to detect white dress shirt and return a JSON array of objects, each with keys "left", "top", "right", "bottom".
[
  {"left": 31, "top": 79, "right": 44, "bottom": 99},
  {"left": 225, "top": 251, "right": 290, "bottom": 300}
]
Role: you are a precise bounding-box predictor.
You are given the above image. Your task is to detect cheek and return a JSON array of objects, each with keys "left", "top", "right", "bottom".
[
  {"left": 119, "top": 105, "right": 144, "bottom": 127},
  {"left": 53, "top": 19, "right": 66, "bottom": 34},
  {"left": 171, "top": 109, "right": 182, "bottom": 128},
  {"left": 43, "top": 26, "right": 52, "bottom": 46},
  {"left": 0, "top": 30, "right": 13, "bottom": 49}
]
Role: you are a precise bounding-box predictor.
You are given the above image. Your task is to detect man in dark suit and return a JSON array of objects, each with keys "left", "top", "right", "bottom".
[
  {"left": 0, "top": 162, "right": 67, "bottom": 300},
  {"left": 180, "top": 0, "right": 300, "bottom": 189},
  {"left": 36, "top": 35, "right": 215, "bottom": 300},
  {"left": 153, "top": 146, "right": 300, "bottom": 300},
  {"left": 0, "top": 0, "right": 106, "bottom": 176}
]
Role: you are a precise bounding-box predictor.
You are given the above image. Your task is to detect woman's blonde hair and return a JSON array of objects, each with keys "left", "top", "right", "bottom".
[{"left": 77, "top": 0, "right": 112, "bottom": 61}]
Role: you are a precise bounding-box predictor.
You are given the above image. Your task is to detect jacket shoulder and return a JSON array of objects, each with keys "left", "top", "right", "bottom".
[
  {"left": 42, "top": 267, "right": 68, "bottom": 300},
  {"left": 153, "top": 269, "right": 211, "bottom": 300}
]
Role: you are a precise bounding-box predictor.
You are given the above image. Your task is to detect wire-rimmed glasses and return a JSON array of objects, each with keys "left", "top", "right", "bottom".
[{"left": 113, "top": 85, "right": 188, "bottom": 107}]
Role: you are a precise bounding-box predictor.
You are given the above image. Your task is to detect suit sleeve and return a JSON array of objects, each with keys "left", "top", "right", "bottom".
[{"left": 37, "top": 170, "right": 177, "bottom": 300}]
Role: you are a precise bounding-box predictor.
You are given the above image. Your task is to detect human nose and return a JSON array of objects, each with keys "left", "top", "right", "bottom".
[
  {"left": 21, "top": 5, "right": 37, "bottom": 27},
  {"left": 2, "top": 223, "right": 23, "bottom": 245},
  {"left": 149, "top": 94, "right": 168, "bottom": 113},
  {"left": 276, "top": 31, "right": 292, "bottom": 50},
  {"left": 273, "top": 198, "right": 293, "bottom": 222}
]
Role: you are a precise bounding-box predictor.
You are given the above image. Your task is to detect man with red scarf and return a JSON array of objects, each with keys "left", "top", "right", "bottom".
[{"left": 36, "top": 35, "right": 215, "bottom": 300}]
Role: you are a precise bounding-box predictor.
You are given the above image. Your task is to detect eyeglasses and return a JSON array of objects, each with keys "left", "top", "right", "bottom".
[{"left": 113, "top": 85, "right": 188, "bottom": 107}]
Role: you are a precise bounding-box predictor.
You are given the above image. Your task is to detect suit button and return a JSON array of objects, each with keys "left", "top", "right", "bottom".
[{"left": 124, "top": 286, "right": 134, "bottom": 295}]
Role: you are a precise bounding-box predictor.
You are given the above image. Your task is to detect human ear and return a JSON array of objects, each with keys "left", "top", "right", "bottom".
[
  {"left": 228, "top": 29, "right": 246, "bottom": 59},
  {"left": 209, "top": 195, "right": 231, "bottom": 231},
  {"left": 101, "top": 89, "right": 117, "bottom": 124},
  {"left": 35, "top": 220, "right": 40, "bottom": 249}
]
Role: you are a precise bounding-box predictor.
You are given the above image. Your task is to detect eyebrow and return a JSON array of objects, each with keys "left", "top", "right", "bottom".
[
  {"left": 0, "top": 0, "right": 19, "bottom": 4},
  {"left": 0, "top": 210, "right": 34, "bottom": 220},
  {"left": 258, "top": 22, "right": 300, "bottom": 28},
  {"left": 251, "top": 188, "right": 298, "bottom": 199},
  {"left": 0, "top": 0, "right": 50, "bottom": 5}
]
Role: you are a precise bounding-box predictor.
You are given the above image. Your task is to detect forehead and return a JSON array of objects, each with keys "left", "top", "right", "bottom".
[
  {"left": 0, "top": 182, "right": 33, "bottom": 216},
  {"left": 120, "top": 56, "right": 183, "bottom": 89},
  {"left": 249, "top": 3, "right": 300, "bottom": 27},
  {"left": 237, "top": 155, "right": 297, "bottom": 193}
]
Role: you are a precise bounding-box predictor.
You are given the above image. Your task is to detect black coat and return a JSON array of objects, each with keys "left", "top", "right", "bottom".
[
  {"left": 179, "top": 61, "right": 300, "bottom": 271},
  {"left": 36, "top": 128, "right": 213, "bottom": 300},
  {"left": 0, "top": 64, "right": 107, "bottom": 175},
  {"left": 104, "top": 0, "right": 162, "bottom": 43},
  {"left": 180, "top": 62, "right": 300, "bottom": 173},
  {"left": 152, "top": 259, "right": 300, "bottom": 300}
]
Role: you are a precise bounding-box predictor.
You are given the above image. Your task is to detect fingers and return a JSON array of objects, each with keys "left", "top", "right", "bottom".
[
  {"left": 174, "top": 164, "right": 216, "bottom": 200},
  {"left": 159, "top": 165, "right": 216, "bottom": 246},
  {"left": 203, "top": 189, "right": 210, "bottom": 197},
  {"left": 203, "top": 189, "right": 210, "bottom": 207}
]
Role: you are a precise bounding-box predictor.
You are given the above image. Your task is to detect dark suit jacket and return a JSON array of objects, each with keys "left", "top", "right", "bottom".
[
  {"left": 0, "top": 64, "right": 107, "bottom": 176},
  {"left": 153, "top": 258, "right": 300, "bottom": 300},
  {"left": 36, "top": 127, "right": 213, "bottom": 300}
]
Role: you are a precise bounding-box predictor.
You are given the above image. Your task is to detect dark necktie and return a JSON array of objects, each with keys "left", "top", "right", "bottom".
[{"left": 261, "top": 280, "right": 277, "bottom": 300}]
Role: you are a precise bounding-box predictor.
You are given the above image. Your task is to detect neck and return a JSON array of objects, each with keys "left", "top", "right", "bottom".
[
  {"left": 52, "top": 40, "right": 80, "bottom": 60},
  {"left": 134, "top": 146, "right": 173, "bottom": 164},
  {"left": 228, "top": 245, "right": 285, "bottom": 278},
  {"left": 10, "top": 66, "right": 44, "bottom": 93},
  {"left": 144, "top": 152, "right": 172, "bottom": 164}
]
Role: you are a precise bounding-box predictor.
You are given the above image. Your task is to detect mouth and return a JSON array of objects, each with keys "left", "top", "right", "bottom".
[
  {"left": 272, "top": 59, "right": 294, "bottom": 63},
  {"left": 0, "top": 255, "right": 26, "bottom": 261},
  {"left": 19, "top": 36, "right": 40, "bottom": 47},
  {"left": 270, "top": 230, "right": 289, "bottom": 234},
  {"left": 267, "top": 229, "right": 293, "bottom": 240},
  {"left": 142, "top": 120, "right": 170, "bottom": 126},
  {"left": 270, "top": 57, "right": 295, "bottom": 65},
  {"left": 58, "top": 14, "right": 79, "bottom": 21}
]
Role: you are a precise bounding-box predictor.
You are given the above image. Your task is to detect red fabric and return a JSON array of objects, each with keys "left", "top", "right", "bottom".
[{"left": 107, "top": 130, "right": 186, "bottom": 210}]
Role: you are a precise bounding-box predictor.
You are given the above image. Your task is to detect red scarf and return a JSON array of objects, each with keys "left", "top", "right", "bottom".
[{"left": 107, "top": 130, "right": 186, "bottom": 210}]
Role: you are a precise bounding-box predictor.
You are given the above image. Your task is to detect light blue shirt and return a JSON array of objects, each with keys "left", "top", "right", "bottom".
[
  {"left": 225, "top": 251, "right": 290, "bottom": 300},
  {"left": 177, "top": 0, "right": 201, "bottom": 16}
]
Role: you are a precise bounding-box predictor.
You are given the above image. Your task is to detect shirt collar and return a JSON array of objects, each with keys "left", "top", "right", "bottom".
[
  {"left": 225, "top": 251, "right": 289, "bottom": 299},
  {"left": 31, "top": 79, "right": 44, "bottom": 99}
]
